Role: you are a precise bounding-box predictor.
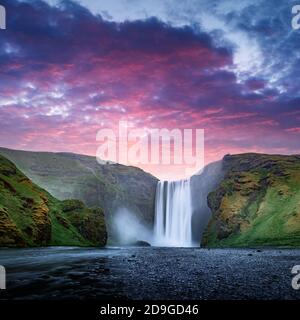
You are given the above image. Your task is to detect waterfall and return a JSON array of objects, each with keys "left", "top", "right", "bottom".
[{"left": 154, "top": 179, "right": 193, "bottom": 247}]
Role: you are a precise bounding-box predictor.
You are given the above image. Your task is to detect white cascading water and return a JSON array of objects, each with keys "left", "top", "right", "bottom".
[{"left": 154, "top": 179, "right": 193, "bottom": 247}]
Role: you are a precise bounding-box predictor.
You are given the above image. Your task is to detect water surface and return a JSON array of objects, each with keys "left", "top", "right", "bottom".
[{"left": 0, "top": 247, "right": 299, "bottom": 300}]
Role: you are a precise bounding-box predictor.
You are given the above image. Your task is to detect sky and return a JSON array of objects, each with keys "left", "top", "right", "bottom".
[{"left": 0, "top": 0, "right": 300, "bottom": 179}]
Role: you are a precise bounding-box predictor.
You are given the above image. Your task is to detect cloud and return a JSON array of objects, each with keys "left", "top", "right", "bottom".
[{"left": 0, "top": 0, "right": 299, "bottom": 179}]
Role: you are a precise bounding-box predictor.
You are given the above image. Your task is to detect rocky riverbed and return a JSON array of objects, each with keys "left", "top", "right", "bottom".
[{"left": 0, "top": 247, "right": 299, "bottom": 300}]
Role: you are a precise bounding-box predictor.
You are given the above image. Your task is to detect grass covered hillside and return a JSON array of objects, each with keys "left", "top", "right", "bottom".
[
  {"left": 202, "top": 153, "right": 300, "bottom": 247},
  {"left": 0, "top": 155, "right": 107, "bottom": 247},
  {"left": 0, "top": 147, "right": 157, "bottom": 242}
]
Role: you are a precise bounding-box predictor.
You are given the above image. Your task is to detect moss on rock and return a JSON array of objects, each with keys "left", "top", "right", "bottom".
[
  {"left": 0, "top": 155, "right": 107, "bottom": 247},
  {"left": 202, "top": 153, "right": 300, "bottom": 248}
]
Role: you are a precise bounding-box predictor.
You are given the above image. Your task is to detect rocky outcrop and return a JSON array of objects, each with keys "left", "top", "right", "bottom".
[
  {"left": 61, "top": 199, "right": 107, "bottom": 246},
  {"left": 202, "top": 153, "right": 300, "bottom": 247},
  {"left": 0, "top": 154, "right": 107, "bottom": 247},
  {"left": 0, "top": 147, "right": 158, "bottom": 242},
  {"left": 190, "top": 161, "right": 224, "bottom": 244}
]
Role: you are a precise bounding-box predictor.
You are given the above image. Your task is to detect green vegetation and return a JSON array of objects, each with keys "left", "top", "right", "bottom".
[
  {"left": 0, "top": 147, "right": 158, "bottom": 242},
  {"left": 0, "top": 155, "right": 107, "bottom": 247},
  {"left": 202, "top": 153, "right": 300, "bottom": 247}
]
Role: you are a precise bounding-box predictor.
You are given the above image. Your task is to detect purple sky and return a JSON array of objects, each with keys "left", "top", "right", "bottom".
[{"left": 0, "top": 0, "right": 300, "bottom": 178}]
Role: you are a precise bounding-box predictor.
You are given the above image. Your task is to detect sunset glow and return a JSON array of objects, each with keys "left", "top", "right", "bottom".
[{"left": 1, "top": 0, "right": 300, "bottom": 179}]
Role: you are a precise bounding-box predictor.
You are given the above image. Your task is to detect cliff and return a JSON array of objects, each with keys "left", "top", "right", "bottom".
[
  {"left": 0, "top": 147, "right": 158, "bottom": 242},
  {"left": 0, "top": 154, "right": 107, "bottom": 247},
  {"left": 202, "top": 153, "right": 300, "bottom": 247}
]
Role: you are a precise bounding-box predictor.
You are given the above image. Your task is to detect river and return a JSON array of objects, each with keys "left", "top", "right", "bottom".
[{"left": 0, "top": 247, "right": 299, "bottom": 300}]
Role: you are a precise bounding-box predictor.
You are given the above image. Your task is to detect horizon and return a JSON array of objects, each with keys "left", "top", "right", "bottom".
[
  {"left": 1, "top": 145, "right": 299, "bottom": 181},
  {"left": 1, "top": 0, "right": 300, "bottom": 179}
]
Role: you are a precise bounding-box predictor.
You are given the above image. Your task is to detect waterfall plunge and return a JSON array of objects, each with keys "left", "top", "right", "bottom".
[{"left": 154, "top": 179, "right": 194, "bottom": 247}]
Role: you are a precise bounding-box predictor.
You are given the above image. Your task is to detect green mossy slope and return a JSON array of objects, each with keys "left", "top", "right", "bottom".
[
  {"left": 0, "top": 155, "right": 107, "bottom": 247},
  {"left": 202, "top": 153, "right": 300, "bottom": 247},
  {"left": 0, "top": 147, "right": 158, "bottom": 242}
]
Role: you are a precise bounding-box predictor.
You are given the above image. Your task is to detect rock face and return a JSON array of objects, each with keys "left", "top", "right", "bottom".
[
  {"left": 0, "top": 154, "right": 107, "bottom": 247},
  {"left": 0, "top": 147, "right": 158, "bottom": 242},
  {"left": 190, "top": 161, "right": 224, "bottom": 244},
  {"left": 202, "top": 153, "right": 300, "bottom": 247}
]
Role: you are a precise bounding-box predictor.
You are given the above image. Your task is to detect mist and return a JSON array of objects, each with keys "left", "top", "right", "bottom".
[{"left": 112, "top": 208, "right": 153, "bottom": 245}]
